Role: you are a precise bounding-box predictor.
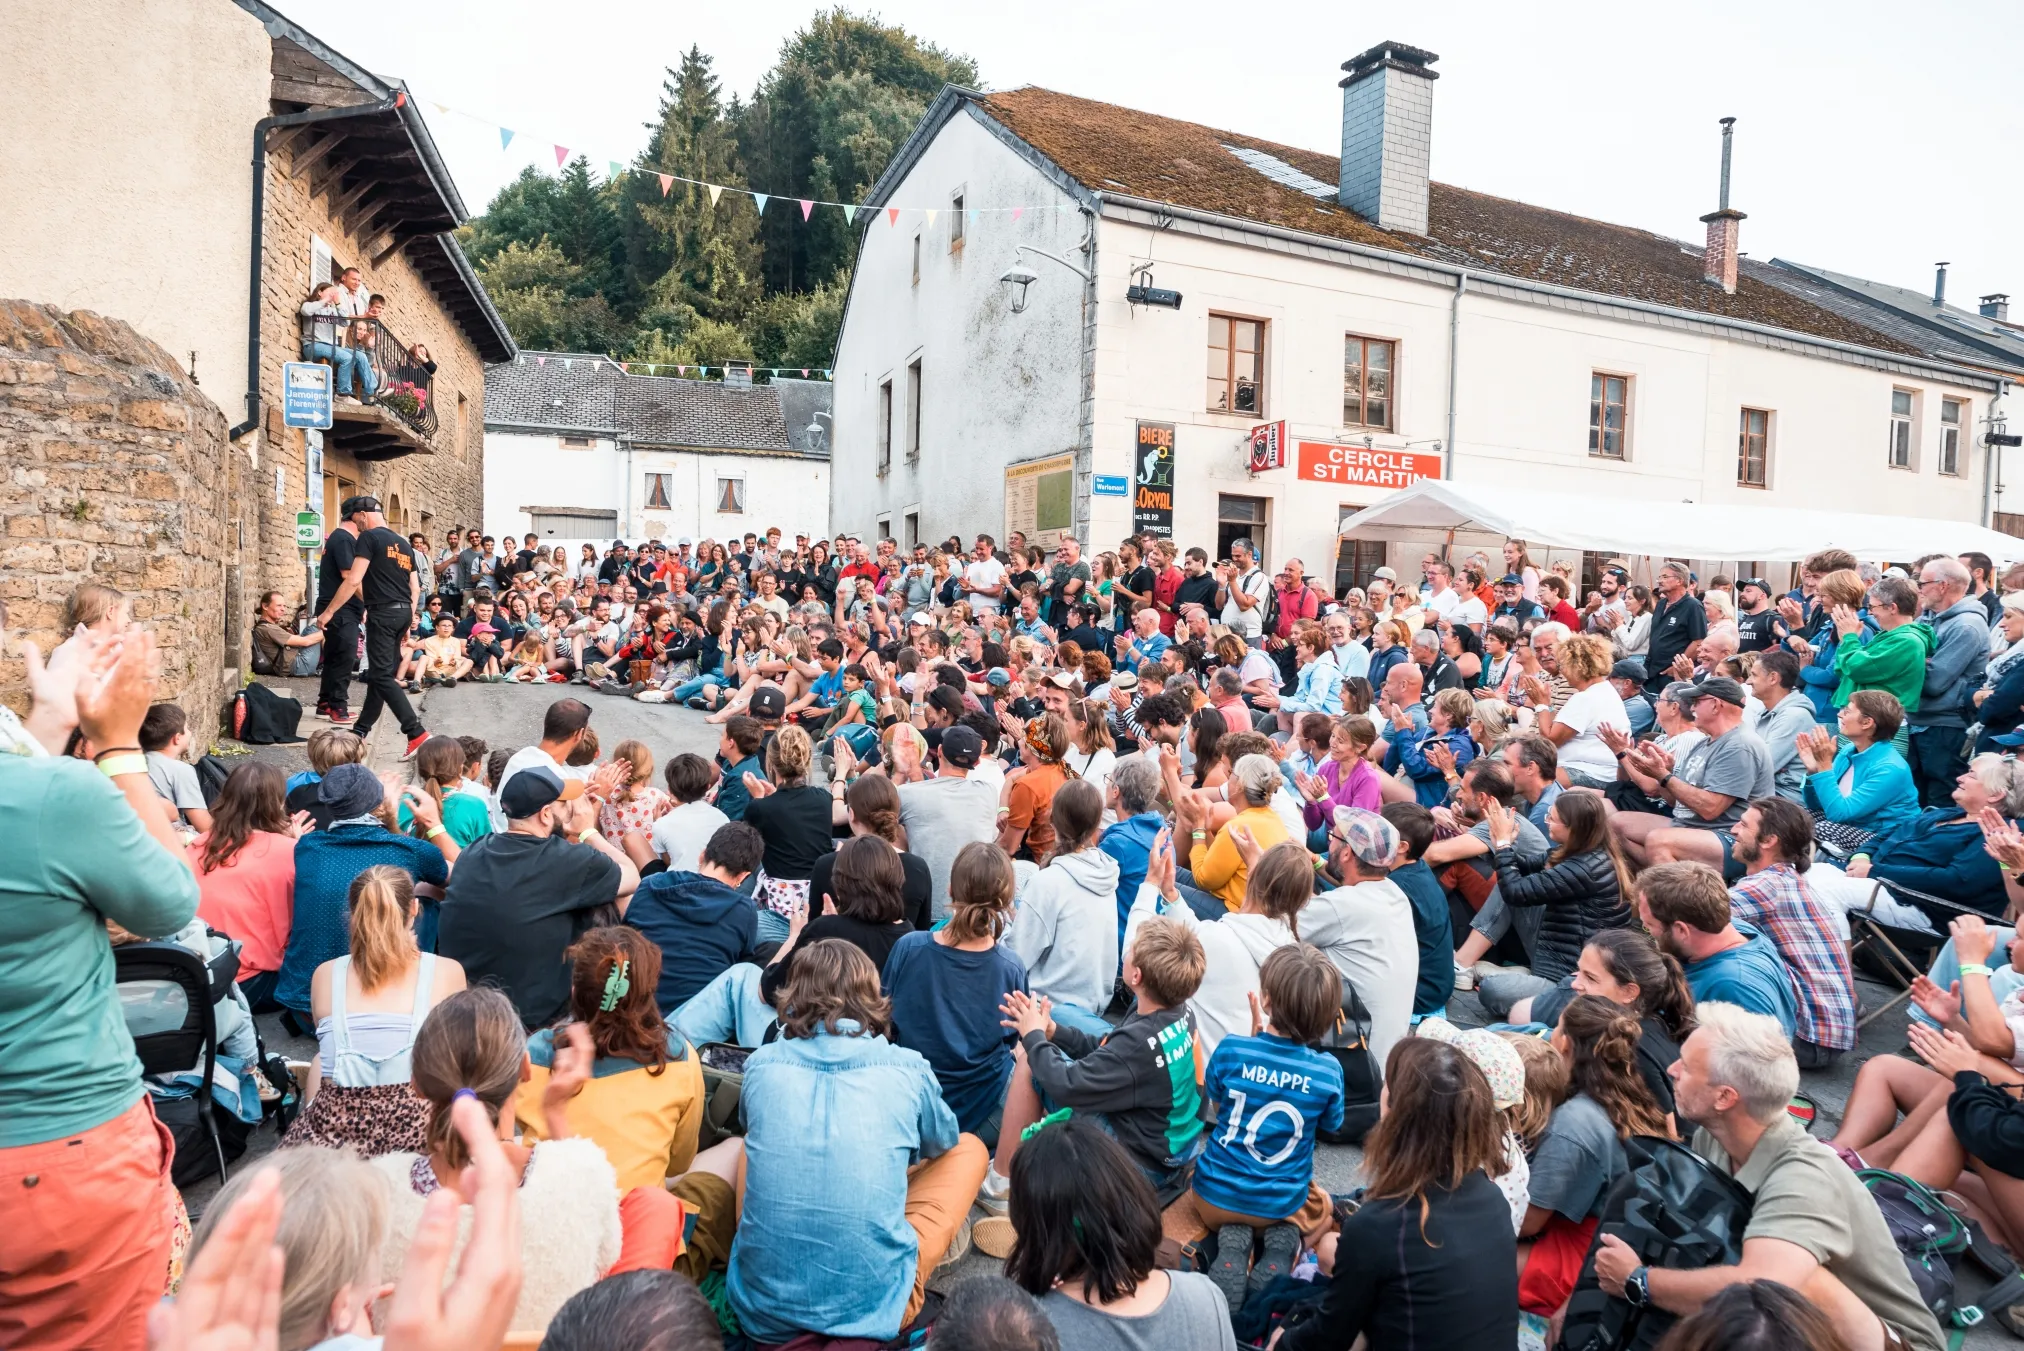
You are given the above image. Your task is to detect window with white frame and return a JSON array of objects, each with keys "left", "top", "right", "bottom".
[
  {"left": 644, "top": 473, "right": 672, "bottom": 510},
  {"left": 911, "top": 233, "right": 921, "bottom": 286},
  {"left": 877, "top": 379, "right": 893, "bottom": 476},
  {"left": 1889, "top": 389, "right": 1915, "bottom": 468},
  {"left": 1589, "top": 373, "right": 1630, "bottom": 458},
  {"left": 905, "top": 358, "right": 922, "bottom": 462},
  {"left": 1941, "top": 398, "right": 1965, "bottom": 476},
  {"left": 950, "top": 191, "right": 965, "bottom": 251},
  {"left": 716, "top": 476, "right": 745, "bottom": 514},
  {"left": 1737, "top": 408, "right": 1770, "bottom": 487},
  {"left": 311, "top": 235, "right": 335, "bottom": 288}
]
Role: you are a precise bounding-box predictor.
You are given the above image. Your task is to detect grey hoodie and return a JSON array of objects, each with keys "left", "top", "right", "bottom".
[
  {"left": 1006, "top": 849, "right": 1122, "bottom": 1013},
  {"left": 1918, "top": 597, "right": 1991, "bottom": 727}
]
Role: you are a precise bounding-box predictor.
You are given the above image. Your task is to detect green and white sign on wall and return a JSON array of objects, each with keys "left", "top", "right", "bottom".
[{"left": 296, "top": 510, "right": 322, "bottom": 548}]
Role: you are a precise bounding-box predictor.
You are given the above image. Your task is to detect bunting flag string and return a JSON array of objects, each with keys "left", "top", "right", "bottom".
[
  {"left": 518, "top": 353, "right": 834, "bottom": 381},
  {"left": 415, "top": 90, "right": 1076, "bottom": 224}
]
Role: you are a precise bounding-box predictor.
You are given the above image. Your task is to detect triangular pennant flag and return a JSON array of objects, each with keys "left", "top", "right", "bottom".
[
  {"left": 886, "top": 207, "right": 899, "bottom": 227},
  {"left": 751, "top": 193, "right": 769, "bottom": 214},
  {"left": 657, "top": 173, "right": 673, "bottom": 197},
  {"left": 707, "top": 184, "right": 722, "bottom": 208},
  {"left": 799, "top": 199, "right": 814, "bottom": 221},
  {"left": 432, "top": 101, "right": 450, "bottom": 116},
  {"left": 500, "top": 128, "right": 516, "bottom": 150},
  {"left": 842, "top": 204, "right": 856, "bottom": 224},
  {"left": 802, "top": 368, "right": 810, "bottom": 377},
  {"left": 536, "top": 356, "right": 547, "bottom": 366},
  {"left": 562, "top": 358, "right": 573, "bottom": 370},
  {"left": 925, "top": 209, "right": 938, "bottom": 226},
  {"left": 969, "top": 208, "right": 979, "bottom": 228},
  {"left": 1012, "top": 206, "right": 1024, "bottom": 222},
  {"left": 608, "top": 161, "right": 622, "bottom": 180},
  {"left": 553, "top": 145, "right": 569, "bottom": 168}
]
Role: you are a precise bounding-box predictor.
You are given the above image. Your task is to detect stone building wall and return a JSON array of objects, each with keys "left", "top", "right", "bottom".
[
  {"left": 246, "top": 146, "right": 488, "bottom": 629},
  {"left": 0, "top": 301, "right": 233, "bottom": 735}
]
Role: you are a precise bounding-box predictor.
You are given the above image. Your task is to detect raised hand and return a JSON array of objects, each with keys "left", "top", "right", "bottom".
[
  {"left": 1909, "top": 975, "right": 1964, "bottom": 1029},
  {"left": 1951, "top": 914, "right": 2000, "bottom": 968},
  {"left": 145, "top": 1165, "right": 284, "bottom": 1351},
  {"left": 1979, "top": 806, "right": 2024, "bottom": 870},
  {"left": 1228, "top": 821, "right": 1263, "bottom": 869},
  {"left": 742, "top": 770, "right": 776, "bottom": 800},
  {"left": 1147, "top": 827, "right": 1178, "bottom": 897},
  {"left": 1482, "top": 796, "right": 1518, "bottom": 849}
]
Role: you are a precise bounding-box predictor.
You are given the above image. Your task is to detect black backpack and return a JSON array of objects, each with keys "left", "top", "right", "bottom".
[
  {"left": 1556, "top": 1136, "right": 1754, "bottom": 1351},
  {"left": 1859, "top": 1168, "right": 2024, "bottom": 1332},
  {"left": 236, "top": 681, "right": 304, "bottom": 745},
  {"left": 1315, "top": 982, "right": 1382, "bottom": 1146}
]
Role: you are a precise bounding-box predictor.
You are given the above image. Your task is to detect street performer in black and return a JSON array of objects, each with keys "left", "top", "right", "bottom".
[
  {"left": 314, "top": 494, "right": 428, "bottom": 758},
  {"left": 311, "top": 500, "right": 364, "bottom": 724}
]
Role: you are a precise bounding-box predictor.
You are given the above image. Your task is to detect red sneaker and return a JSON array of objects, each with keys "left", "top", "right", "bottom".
[
  {"left": 401, "top": 731, "right": 429, "bottom": 761},
  {"left": 324, "top": 707, "right": 355, "bottom": 725}
]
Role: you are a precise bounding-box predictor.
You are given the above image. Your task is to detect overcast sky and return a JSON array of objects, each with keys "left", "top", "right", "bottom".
[{"left": 275, "top": 0, "right": 2020, "bottom": 307}]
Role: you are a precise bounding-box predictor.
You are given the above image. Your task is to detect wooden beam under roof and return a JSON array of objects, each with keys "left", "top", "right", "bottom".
[{"left": 288, "top": 132, "right": 346, "bottom": 180}]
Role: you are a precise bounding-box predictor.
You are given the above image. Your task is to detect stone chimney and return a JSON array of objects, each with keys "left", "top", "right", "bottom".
[
  {"left": 1983, "top": 294, "right": 2012, "bottom": 322},
  {"left": 1338, "top": 41, "right": 1439, "bottom": 236},
  {"left": 1699, "top": 117, "right": 1745, "bottom": 295}
]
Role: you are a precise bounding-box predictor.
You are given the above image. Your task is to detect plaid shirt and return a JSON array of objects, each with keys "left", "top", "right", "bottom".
[{"left": 1728, "top": 864, "right": 1857, "bottom": 1051}]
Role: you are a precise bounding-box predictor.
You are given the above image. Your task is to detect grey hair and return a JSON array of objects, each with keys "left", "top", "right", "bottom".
[
  {"left": 1660, "top": 680, "right": 1701, "bottom": 711},
  {"left": 1110, "top": 755, "right": 1162, "bottom": 817},
  {"left": 1232, "top": 753, "right": 1281, "bottom": 807},
  {"left": 1530, "top": 621, "right": 1571, "bottom": 645},
  {"left": 933, "top": 1275, "right": 1061, "bottom": 1351},
  {"left": 1410, "top": 628, "right": 1441, "bottom": 652},
  {"left": 1925, "top": 557, "right": 1972, "bottom": 589},
  {"left": 1969, "top": 753, "right": 2024, "bottom": 817},
  {"left": 1691, "top": 1002, "right": 1800, "bottom": 1124},
  {"left": 1212, "top": 667, "right": 1244, "bottom": 697}
]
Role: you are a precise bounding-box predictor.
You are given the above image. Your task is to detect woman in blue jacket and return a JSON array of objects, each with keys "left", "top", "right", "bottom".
[
  {"left": 1974, "top": 600, "right": 2024, "bottom": 752},
  {"left": 1385, "top": 687, "right": 1477, "bottom": 808},
  {"left": 1801, "top": 689, "right": 1919, "bottom": 846},
  {"left": 1848, "top": 751, "right": 2024, "bottom": 920}
]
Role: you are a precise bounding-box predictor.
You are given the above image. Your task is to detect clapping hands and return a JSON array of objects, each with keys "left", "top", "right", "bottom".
[
  {"left": 1796, "top": 725, "right": 1839, "bottom": 775},
  {"left": 999, "top": 989, "right": 1055, "bottom": 1040}
]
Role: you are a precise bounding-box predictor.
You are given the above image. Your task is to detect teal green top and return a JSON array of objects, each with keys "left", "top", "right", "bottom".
[
  {"left": 397, "top": 787, "right": 494, "bottom": 848},
  {"left": 0, "top": 756, "right": 200, "bottom": 1147}
]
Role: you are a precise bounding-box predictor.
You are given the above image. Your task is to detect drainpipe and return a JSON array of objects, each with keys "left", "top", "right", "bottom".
[
  {"left": 1443, "top": 270, "right": 1467, "bottom": 480},
  {"left": 230, "top": 93, "right": 404, "bottom": 442}
]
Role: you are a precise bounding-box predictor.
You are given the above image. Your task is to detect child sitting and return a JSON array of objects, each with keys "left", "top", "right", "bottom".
[
  {"left": 1173, "top": 942, "right": 1348, "bottom": 1313},
  {"left": 1416, "top": 1017, "right": 1533, "bottom": 1234},
  {"left": 826, "top": 662, "right": 881, "bottom": 758},
  {"left": 285, "top": 727, "right": 366, "bottom": 827},
  {"left": 142, "top": 702, "right": 213, "bottom": 836},
  {"left": 714, "top": 715, "right": 767, "bottom": 822},
  {"left": 977, "top": 916, "right": 1208, "bottom": 1256},
  {"left": 417, "top": 613, "right": 470, "bottom": 686},
  {"left": 506, "top": 635, "right": 551, "bottom": 683},
  {"left": 883, "top": 841, "right": 1029, "bottom": 1146}
]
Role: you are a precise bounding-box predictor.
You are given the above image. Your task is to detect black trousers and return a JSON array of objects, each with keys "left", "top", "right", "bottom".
[
  {"left": 317, "top": 606, "right": 360, "bottom": 712},
  {"left": 355, "top": 605, "right": 423, "bottom": 739}
]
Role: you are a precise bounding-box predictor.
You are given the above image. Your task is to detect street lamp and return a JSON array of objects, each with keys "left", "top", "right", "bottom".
[
  {"left": 805, "top": 409, "right": 832, "bottom": 449},
  {"left": 1000, "top": 262, "right": 1040, "bottom": 313}
]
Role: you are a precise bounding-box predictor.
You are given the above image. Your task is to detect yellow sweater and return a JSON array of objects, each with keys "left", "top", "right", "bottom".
[
  {"left": 517, "top": 1026, "right": 704, "bottom": 1190},
  {"left": 1189, "top": 806, "right": 1291, "bottom": 911}
]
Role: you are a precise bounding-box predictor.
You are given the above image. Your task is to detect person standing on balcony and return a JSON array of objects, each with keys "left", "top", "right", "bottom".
[
  {"left": 334, "top": 264, "right": 372, "bottom": 316},
  {"left": 300, "top": 281, "right": 372, "bottom": 401},
  {"left": 311, "top": 500, "right": 366, "bottom": 725},
  {"left": 317, "top": 496, "right": 430, "bottom": 760}
]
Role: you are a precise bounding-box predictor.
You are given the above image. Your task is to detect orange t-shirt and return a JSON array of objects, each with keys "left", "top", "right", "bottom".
[{"left": 1004, "top": 762, "right": 1069, "bottom": 862}]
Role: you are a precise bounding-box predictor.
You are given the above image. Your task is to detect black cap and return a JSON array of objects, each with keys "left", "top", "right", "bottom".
[
  {"left": 1738, "top": 577, "right": 1770, "bottom": 594},
  {"left": 749, "top": 685, "right": 787, "bottom": 721},
  {"left": 940, "top": 724, "right": 984, "bottom": 769},
  {"left": 1694, "top": 676, "right": 1749, "bottom": 708},
  {"left": 499, "top": 765, "right": 584, "bottom": 819},
  {"left": 1609, "top": 658, "right": 1648, "bottom": 683},
  {"left": 339, "top": 494, "right": 382, "bottom": 518}
]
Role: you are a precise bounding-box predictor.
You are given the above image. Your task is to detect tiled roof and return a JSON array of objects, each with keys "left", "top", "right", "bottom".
[
  {"left": 977, "top": 87, "right": 1923, "bottom": 357},
  {"left": 1756, "top": 262, "right": 2024, "bottom": 375},
  {"left": 483, "top": 353, "right": 829, "bottom": 457}
]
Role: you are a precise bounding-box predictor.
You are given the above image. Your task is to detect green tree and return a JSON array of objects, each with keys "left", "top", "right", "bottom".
[
  {"left": 743, "top": 277, "right": 847, "bottom": 369},
  {"left": 475, "top": 237, "right": 625, "bottom": 352}
]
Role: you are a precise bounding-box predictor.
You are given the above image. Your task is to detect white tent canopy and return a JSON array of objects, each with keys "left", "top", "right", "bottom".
[{"left": 1338, "top": 479, "right": 2024, "bottom": 564}]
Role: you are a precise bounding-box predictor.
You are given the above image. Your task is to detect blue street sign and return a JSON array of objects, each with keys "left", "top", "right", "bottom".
[
  {"left": 282, "top": 361, "right": 333, "bottom": 429},
  {"left": 1092, "top": 473, "right": 1130, "bottom": 497}
]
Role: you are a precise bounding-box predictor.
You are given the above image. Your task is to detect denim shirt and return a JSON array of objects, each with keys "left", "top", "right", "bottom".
[{"left": 728, "top": 1022, "right": 962, "bottom": 1344}]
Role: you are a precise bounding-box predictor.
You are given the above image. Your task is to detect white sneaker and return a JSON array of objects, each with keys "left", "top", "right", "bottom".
[
  {"left": 977, "top": 1165, "right": 1011, "bottom": 1217},
  {"left": 1452, "top": 962, "right": 1476, "bottom": 991}
]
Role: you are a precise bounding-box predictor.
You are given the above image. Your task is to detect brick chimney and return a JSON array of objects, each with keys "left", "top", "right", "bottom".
[
  {"left": 1699, "top": 117, "right": 1745, "bottom": 295},
  {"left": 1338, "top": 41, "right": 1439, "bottom": 236}
]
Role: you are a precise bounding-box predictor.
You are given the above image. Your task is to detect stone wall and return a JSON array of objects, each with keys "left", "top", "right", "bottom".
[
  {"left": 0, "top": 300, "right": 233, "bottom": 734},
  {"left": 248, "top": 146, "right": 489, "bottom": 635}
]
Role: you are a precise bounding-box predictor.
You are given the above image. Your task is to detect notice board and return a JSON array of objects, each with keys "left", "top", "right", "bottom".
[{"left": 1005, "top": 454, "right": 1075, "bottom": 549}]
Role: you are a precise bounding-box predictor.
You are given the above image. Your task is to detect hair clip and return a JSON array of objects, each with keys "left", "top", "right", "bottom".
[
  {"left": 599, "top": 958, "right": 631, "bottom": 1012},
  {"left": 1021, "top": 1106, "right": 1073, "bottom": 1142}
]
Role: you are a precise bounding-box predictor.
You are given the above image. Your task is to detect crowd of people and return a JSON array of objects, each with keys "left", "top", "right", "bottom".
[{"left": 12, "top": 527, "right": 2024, "bottom": 1351}]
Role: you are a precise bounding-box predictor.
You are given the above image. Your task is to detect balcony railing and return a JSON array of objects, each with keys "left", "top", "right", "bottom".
[{"left": 299, "top": 312, "right": 438, "bottom": 439}]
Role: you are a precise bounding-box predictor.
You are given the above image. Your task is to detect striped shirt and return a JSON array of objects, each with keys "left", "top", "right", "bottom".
[
  {"left": 1728, "top": 864, "right": 1857, "bottom": 1051},
  {"left": 1193, "top": 1032, "right": 1345, "bottom": 1221}
]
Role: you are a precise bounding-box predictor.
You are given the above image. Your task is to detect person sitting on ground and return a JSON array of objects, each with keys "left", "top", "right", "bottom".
[
  {"left": 189, "top": 759, "right": 305, "bottom": 1013},
  {"left": 1649, "top": 1280, "right": 1853, "bottom": 1351},
  {"left": 1002, "top": 1116, "right": 1238, "bottom": 1351},
  {"left": 739, "top": 724, "right": 834, "bottom": 945},
  {"left": 1472, "top": 789, "right": 1636, "bottom": 1020},
  {"left": 625, "top": 821, "right": 764, "bottom": 1017},
  {"left": 516, "top": 927, "right": 726, "bottom": 1238},
  {"left": 1725, "top": 798, "right": 1856, "bottom": 1070},
  {"left": 730, "top": 939, "right": 991, "bottom": 1344},
  {"left": 979, "top": 917, "right": 1209, "bottom": 1252},
  {"left": 1417, "top": 1017, "right": 1533, "bottom": 1233},
  {"left": 1516, "top": 995, "right": 1672, "bottom": 1321},
  {"left": 1380, "top": 801, "right": 1455, "bottom": 1017},
  {"left": 1170, "top": 944, "right": 1346, "bottom": 1313},
  {"left": 436, "top": 763, "right": 639, "bottom": 1030},
  {"left": 397, "top": 734, "right": 494, "bottom": 850},
  {"left": 539, "top": 1267, "right": 730, "bottom": 1351},
  {"left": 288, "top": 863, "right": 465, "bottom": 1158},
  {"left": 764, "top": 831, "right": 918, "bottom": 1008},
  {"left": 883, "top": 842, "right": 1030, "bottom": 1145},
  {"left": 1178, "top": 753, "right": 1293, "bottom": 914},
  {"left": 277, "top": 763, "right": 455, "bottom": 1018},
  {"left": 1278, "top": 1037, "right": 1519, "bottom": 1351},
  {"left": 1127, "top": 832, "right": 1307, "bottom": 1055},
  {"left": 1635, "top": 861, "right": 1798, "bottom": 1037},
  {"left": 929, "top": 1275, "right": 1061, "bottom": 1351},
  {"left": 1798, "top": 689, "right": 1919, "bottom": 846},
  {"left": 1593, "top": 1003, "right": 1947, "bottom": 1351},
  {"left": 419, "top": 612, "right": 472, "bottom": 685},
  {"left": 1516, "top": 927, "right": 1698, "bottom": 1117},
  {"left": 1435, "top": 758, "right": 1553, "bottom": 991},
  {"left": 810, "top": 771, "right": 936, "bottom": 932},
  {"left": 141, "top": 701, "right": 213, "bottom": 835},
  {"left": 1299, "top": 805, "right": 1418, "bottom": 1073},
  {"left": 1001, "top": 712, "right": 1076, "bottom": 865},
  {"left": 597, "top": 738, "right": 674, "bottom": 854},
  {"left": 1295, "top": 714, "right": 1383, "bottom": 851},
  {"left": 1610, "top": 677, "right": 1775, "bottom": 881},
  {"left": 1003, "top": 779, "right": 1120, "bottom": 1035},
  {"left": 647, "top": 751, "right": 728, "bottom": 874},
  {"left": 1099, "top": 755, "right": 1168, "bottom": 962}
]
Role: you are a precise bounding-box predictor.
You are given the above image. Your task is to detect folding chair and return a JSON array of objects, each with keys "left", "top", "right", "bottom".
[
  {"left": 1846, "top": 879, "right": 1990, "bottom": 1028},
  {"left": 116, "top": 940, "right": 230, "bottom": 1184}
]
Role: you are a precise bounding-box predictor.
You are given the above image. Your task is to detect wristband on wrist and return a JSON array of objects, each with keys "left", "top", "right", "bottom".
[
  {"left": 426, "top": 825, "right": 448, "bottom": 839},
  {"left": 1962, "top": 963, "right": 1995, "bottom": 978},
  {"left": 96, "top": 752, "right": 148, "bottom": 779}
]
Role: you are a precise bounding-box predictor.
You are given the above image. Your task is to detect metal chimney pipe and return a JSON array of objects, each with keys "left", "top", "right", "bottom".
[
  {"left": 1717, "top": 117, "right": 1736, "bottom": 211},
  {"left": 1935, "top": 263, "right": 1950, "bottom": 307}
]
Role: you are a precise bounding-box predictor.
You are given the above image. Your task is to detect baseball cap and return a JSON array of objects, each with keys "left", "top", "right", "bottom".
[
  {"left": 1045, "top": 670, "right": 1081, "bottom": 690},
  {"left": 339, "top": 494, "right": 382, "bottom": 518},
  {"left": 986, "top": 667, "right": 1012, "bottom": 688},
  {"left": 1331, "top": 806, "right": 1399, "bottom": 868},
  {"left": 1738, "top": 576, "right": 1770, "bottom": 594},
  {"left": 1498, "top": 572, "right": 1525, "bottom": 586},
  {"left": 1371, "top": 566, "right": 1398, "bottom": 582},
  {"left": 749, "top": 685, "right": 788, "bottom": 721},
  {"left": 940, "top": 724, "right": 984, "bottom": 769},
  {"left": 1694, "top": 676, "right": 1748, "bottom": 708},
  {"left": 1609, "top": 658, "right": 1649, "bottom": 683},
  {"left": 678, "top": 536, "right": 693, "bottom": 546},
  {"left": 908, "top": 612, "right": 933, "bottom": 628},
  {"left": 1994, "top": 730, "right": 2024, "bottom": 748},
  {"left": 498, "top": 765, "right": 585, "bottom": 820}
]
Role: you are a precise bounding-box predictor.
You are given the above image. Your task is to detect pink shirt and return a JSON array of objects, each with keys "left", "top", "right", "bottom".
[
  {"left": 189, "top": 830, "right": 297, "bottom": 976},
  {"left": 1302, "top": 756, "right": 1384, "bottom": 830}
]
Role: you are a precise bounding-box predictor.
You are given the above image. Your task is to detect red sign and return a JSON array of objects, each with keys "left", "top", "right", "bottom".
[
  {"left": 1296, "top": 440, "right": 1441, "bottom": 490},
  {"left": 1248, "top": 421, "right": 1287, "bottom": 473}
]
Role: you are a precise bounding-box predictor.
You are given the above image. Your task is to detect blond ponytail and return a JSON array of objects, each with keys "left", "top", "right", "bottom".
[{"left": 347, "top": 865, "right": 418, "bottom": 993}]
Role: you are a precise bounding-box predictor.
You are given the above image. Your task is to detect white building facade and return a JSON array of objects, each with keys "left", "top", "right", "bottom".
[
  {"left": 833, "top": 46, "right": 2008, "bottom": 587},
  {"left": 484, "top": 354, "right": 831, "bottom": 549}
]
